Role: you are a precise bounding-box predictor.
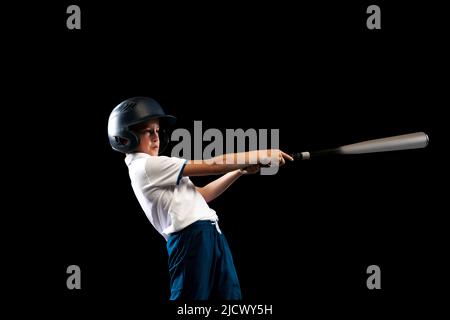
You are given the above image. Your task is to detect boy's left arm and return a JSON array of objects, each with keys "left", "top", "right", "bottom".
[{"left": 196, "top": 165, "right": 259, "bottom": 203}]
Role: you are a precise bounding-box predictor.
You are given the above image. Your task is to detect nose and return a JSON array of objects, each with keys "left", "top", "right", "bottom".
[{"left": 152, "top": 131, "right": 159, "bottom": 142}]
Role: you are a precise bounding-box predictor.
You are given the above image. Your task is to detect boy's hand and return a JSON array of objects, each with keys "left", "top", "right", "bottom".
[
  {"left": 257, "top": 149, "right": 294, "bottom": 166},
  {"left": 239, "top": 164, "right": 261, "bottom": 175}
]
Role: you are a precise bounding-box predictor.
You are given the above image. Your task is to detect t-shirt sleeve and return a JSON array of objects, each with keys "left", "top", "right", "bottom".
[{"left": 144, "top": 156, "right": 188, "bottom": 187}]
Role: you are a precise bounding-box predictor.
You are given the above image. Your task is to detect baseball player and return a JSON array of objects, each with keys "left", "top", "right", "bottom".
[{"left": 107, "top": 96, "right": 293, "bottom": 300}]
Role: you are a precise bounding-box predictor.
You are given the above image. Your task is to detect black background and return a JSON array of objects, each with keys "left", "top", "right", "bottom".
[{"left": 6, "top": 1, "right": 448, "bottom": 318}]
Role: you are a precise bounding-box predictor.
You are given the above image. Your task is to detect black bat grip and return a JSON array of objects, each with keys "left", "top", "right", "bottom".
[
  {"left": 292, "top": 152, "right": 308, "bottom": 161},
  {"left": 292, "top": 148, "right": 340, "bottom": 160}
]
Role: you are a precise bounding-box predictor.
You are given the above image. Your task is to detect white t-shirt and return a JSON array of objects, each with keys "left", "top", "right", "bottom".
[{"left": 125, "top": 153, "right": 219, "bottom": 240}]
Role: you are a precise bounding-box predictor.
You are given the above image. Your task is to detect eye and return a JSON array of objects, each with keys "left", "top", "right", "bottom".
[{"left": 145, "top": 128, "right": 160, "bottom": 136}]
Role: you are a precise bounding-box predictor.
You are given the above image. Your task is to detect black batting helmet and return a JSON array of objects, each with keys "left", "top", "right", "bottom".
[{"left": 108, "top": 97, "right": 176, "bottom": 153}]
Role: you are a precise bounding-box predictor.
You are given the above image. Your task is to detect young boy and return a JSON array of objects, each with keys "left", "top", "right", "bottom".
[{"left": 107, "top": 96, "right": 293, "bottom": 300}]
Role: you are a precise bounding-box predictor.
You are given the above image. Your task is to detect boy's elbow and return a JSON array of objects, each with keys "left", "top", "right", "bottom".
[{"left": 196, "top": 186, "right": 212, "bottom": 203}]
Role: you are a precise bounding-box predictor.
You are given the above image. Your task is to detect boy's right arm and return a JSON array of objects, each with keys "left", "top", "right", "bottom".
[{"left": 182, "top": 149, "right": 293, "bottom": 177}]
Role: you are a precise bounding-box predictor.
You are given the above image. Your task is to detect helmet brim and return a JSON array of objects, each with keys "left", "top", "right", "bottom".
[{"left": 129, "top": 114, "right": 177, "bottom": 129}]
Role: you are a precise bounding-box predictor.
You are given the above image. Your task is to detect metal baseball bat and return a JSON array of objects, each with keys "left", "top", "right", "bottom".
[{"left": 292, "top": 132, "right": 429, "bottom": 160}]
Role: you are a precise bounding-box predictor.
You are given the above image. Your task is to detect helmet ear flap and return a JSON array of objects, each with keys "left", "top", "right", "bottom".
[{"left": 110, "top": 129, "right": 140, "bottom": 153}]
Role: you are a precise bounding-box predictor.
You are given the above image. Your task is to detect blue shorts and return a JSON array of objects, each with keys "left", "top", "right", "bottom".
[{"left": 166, "top": 220, "right": 242, "bottom": 300}]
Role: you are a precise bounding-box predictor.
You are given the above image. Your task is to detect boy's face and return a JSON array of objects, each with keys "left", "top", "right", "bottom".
[{"left": 135, "top": 119, "right": 161, "bottom": 156}]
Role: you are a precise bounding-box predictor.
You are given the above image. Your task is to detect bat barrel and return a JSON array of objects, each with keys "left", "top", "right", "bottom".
[
  {"left": 339, "top": 132, "right": 429, "bottom": 155},
  {"left": 292, "top": 132, "right": 429, "bottom": 160}
]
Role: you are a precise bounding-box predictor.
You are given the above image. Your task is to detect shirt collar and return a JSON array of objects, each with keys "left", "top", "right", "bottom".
[{"left": 124, "top": 152, "right": 151, "bottom": 166}]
